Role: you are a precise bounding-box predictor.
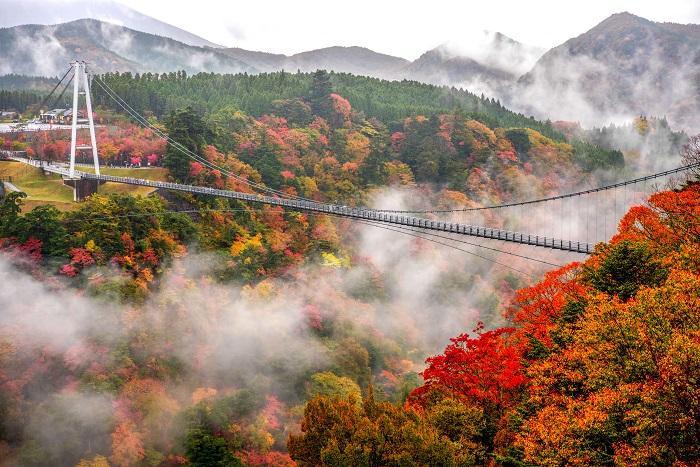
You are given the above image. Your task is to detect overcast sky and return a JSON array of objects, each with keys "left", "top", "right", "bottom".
[{"left": 116, "top": 0, "right": 700, "bottom": 59}]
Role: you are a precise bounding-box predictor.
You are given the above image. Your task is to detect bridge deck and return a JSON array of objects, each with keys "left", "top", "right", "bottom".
[{"left": 8, "top": 156, "right": 593, "bottom": 254}]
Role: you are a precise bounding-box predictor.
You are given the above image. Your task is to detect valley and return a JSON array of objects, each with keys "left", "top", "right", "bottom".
[{"left": 0, "top": 2, "right": 698, "bottom": 466}]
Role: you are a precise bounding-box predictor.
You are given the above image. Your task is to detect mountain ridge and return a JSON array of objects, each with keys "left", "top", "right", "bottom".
[
  {"left": 0, "top": 0, "right": 222, "bottom": 48},
  {"left": 514, "top": 11, "right": 700, "bottom": 130},
  {"left": 1, "top": 12, "right": 699, "bottom": 131},
  {"left": 0, "top": 19, "right": 253, "bottom": 76},
  {"left": 220, "top": 45, "right": 409, "bottom": 78}
]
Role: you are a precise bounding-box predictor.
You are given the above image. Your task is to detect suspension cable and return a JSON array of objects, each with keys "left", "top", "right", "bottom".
[
  {"left": 35, "top": 67, "right": 73, "bottom": 114},
  {"left": 59, "top": 206, "right": 551, "bottom": 273},
  {"left": 371, "top": 162, "right": 700, "bottom": 214},
  {"left": 357, "top": 221, "right": 563, "bottom": 266},
  {"left": 49, "top": 74, "right": 75, "bottom": 110},
  {"left": 354, "top": 219, "right": 533, "bottom": 277},
  {"left": 92, "top": 76, "right": 319, "bottom": 203}
]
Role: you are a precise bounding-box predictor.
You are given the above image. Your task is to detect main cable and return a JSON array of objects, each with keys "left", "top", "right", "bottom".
[{"left": 90, "top": 73, "right": 691, "bottom": 229}]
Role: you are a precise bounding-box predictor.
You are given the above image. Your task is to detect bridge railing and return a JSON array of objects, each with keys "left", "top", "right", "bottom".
[
  {"left": 7, "top": 156, "right": 593, "bottom": 254},
  {"left": 79, "top": 169, "right": 593, "bottom": 254},
  {"left": 1, "top": 150, "right": 27, "bottom": 160}
]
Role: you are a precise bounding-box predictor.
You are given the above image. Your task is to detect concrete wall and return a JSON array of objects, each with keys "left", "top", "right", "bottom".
[{"left": 63, "top": 178, "right": 102, "bottom": 201}]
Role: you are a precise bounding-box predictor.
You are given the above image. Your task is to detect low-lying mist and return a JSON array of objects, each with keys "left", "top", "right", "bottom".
[{"left": 0, "top": 185, "right": 553, "bottom": 463}]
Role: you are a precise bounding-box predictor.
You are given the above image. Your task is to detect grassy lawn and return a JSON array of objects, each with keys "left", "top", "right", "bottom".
[
  {"left": 0, "top": 161, "right": 75, "bottom": 209},
  {"left": 21, "top": 199, "right": 77, "bottom": 212},
  {"left": 0, "top": 162, "right": 171, "bottom": 211}
]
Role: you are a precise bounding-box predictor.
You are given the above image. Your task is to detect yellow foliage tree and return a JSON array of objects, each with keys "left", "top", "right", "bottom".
[
  {"left": 76, "top": 455, "right": 110, "bottom": 467},
  {"left": 321, "top": 251, "right": 349, "bottom": 269}
]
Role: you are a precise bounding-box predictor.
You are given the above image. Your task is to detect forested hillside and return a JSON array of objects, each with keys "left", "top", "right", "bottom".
[
  {"left": 6, "top": 70, "right": 623, "bottom": 205},
  {"left": 91, "top": 70, "right": 622, "bottom": 175},
  {"left": 290, "top": 179, "right": 700, "bottom": 465},
  {"left": 92, "top": 70, "right": 562, "bottom": 139},
  {"left": 0, "top": 69, "right": 677, "bottom": 466},
  {"left": 0, "top": 19, "right": 252, "bottom": 77}
]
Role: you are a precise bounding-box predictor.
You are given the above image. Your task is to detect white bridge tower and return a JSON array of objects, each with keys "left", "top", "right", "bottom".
[{"left": 68, "top": 61, "right": 100, "bottom": 178}]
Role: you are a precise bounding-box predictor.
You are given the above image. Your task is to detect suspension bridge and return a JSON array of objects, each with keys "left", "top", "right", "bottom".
[{"left": 2, "top": 62, "right": 698, "bottom": 260}]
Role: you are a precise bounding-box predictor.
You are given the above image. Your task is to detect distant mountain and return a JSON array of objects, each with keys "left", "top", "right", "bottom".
[
  {"left": 221, "top": 46, "right": 409, "bottom": 78},
  {"left": 0, "top": 0, "right": 222, "bottom": 48},
  {"left": 220, "top": 48, "right": 288, "bottom": 72},
  {"left": 392, "top": 32, "right": 544, "bottom": 98},
  {"left": 288, "top": 46, "right": 409, "bottom": 77},
  {"left": 395, "top": 45, "right": 513, "bottom": 97},
  {"left": 0, "top": 19, "right": 253, "bottom": 77},
  {"left": 222, "top": 33, "right": 540, "bottom": 98},
  {"left": 2, "top": 12, "right": 698, "bottom": 132},
  {"left": 516, "top": 12, "right": 700, "bottom": 130}
]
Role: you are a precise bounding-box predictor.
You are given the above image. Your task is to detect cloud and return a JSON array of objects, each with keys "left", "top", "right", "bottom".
[
  {"left": 225, "top": 24, "right": 247, "bottom": 42},
  {"left": 0, "top": 259, "right": 122, "bottom": 353},
  {"left": 0, "top": 27, "right": 68, "bottom": 77},
  {"left": 440, "top": 30, "right": 545, "bottom": 77},
  {"left": 98, "top": 20, "right": 134, "bottom": 57}
]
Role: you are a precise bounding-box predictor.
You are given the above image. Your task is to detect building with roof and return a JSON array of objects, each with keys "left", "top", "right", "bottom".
[{"left": 39, "top": 109, "right": 86, "bottom": 125}]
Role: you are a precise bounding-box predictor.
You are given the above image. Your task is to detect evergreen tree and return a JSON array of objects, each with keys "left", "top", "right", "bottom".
[
  {"left": 163, "top": 107, "right": 208, "bottom": 182},
  {"left": 308, "top": 70, "right": 333, "bottom": 118},
  {"left": 185, "top": 428, "right": 243, "bottom": 467},
  {"left": 240, "top": 129, "right": 283, "bottom": 189},
  {"left": 584, "top": 240, "right": 668, "bottom": 301},
  {"left": 505, "top": 128, "right": 532, "bottom": 157},
  {"left": 0, "top": 191, "right": 26, "bottom": 237}
]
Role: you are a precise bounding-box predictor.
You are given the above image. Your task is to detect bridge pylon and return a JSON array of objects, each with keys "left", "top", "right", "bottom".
[{"left": 68, "top": 61, "right": 100, "bottom": 179}]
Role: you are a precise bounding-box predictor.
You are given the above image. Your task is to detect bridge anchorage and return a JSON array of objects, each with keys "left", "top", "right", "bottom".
[{"left": 4, "top": 60, "right": 699, "bottom": 257}]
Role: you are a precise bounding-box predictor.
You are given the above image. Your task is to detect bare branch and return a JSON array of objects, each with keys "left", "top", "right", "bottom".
[{"left": 681, "top": 134, "right": 700, "bottom": 179}]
